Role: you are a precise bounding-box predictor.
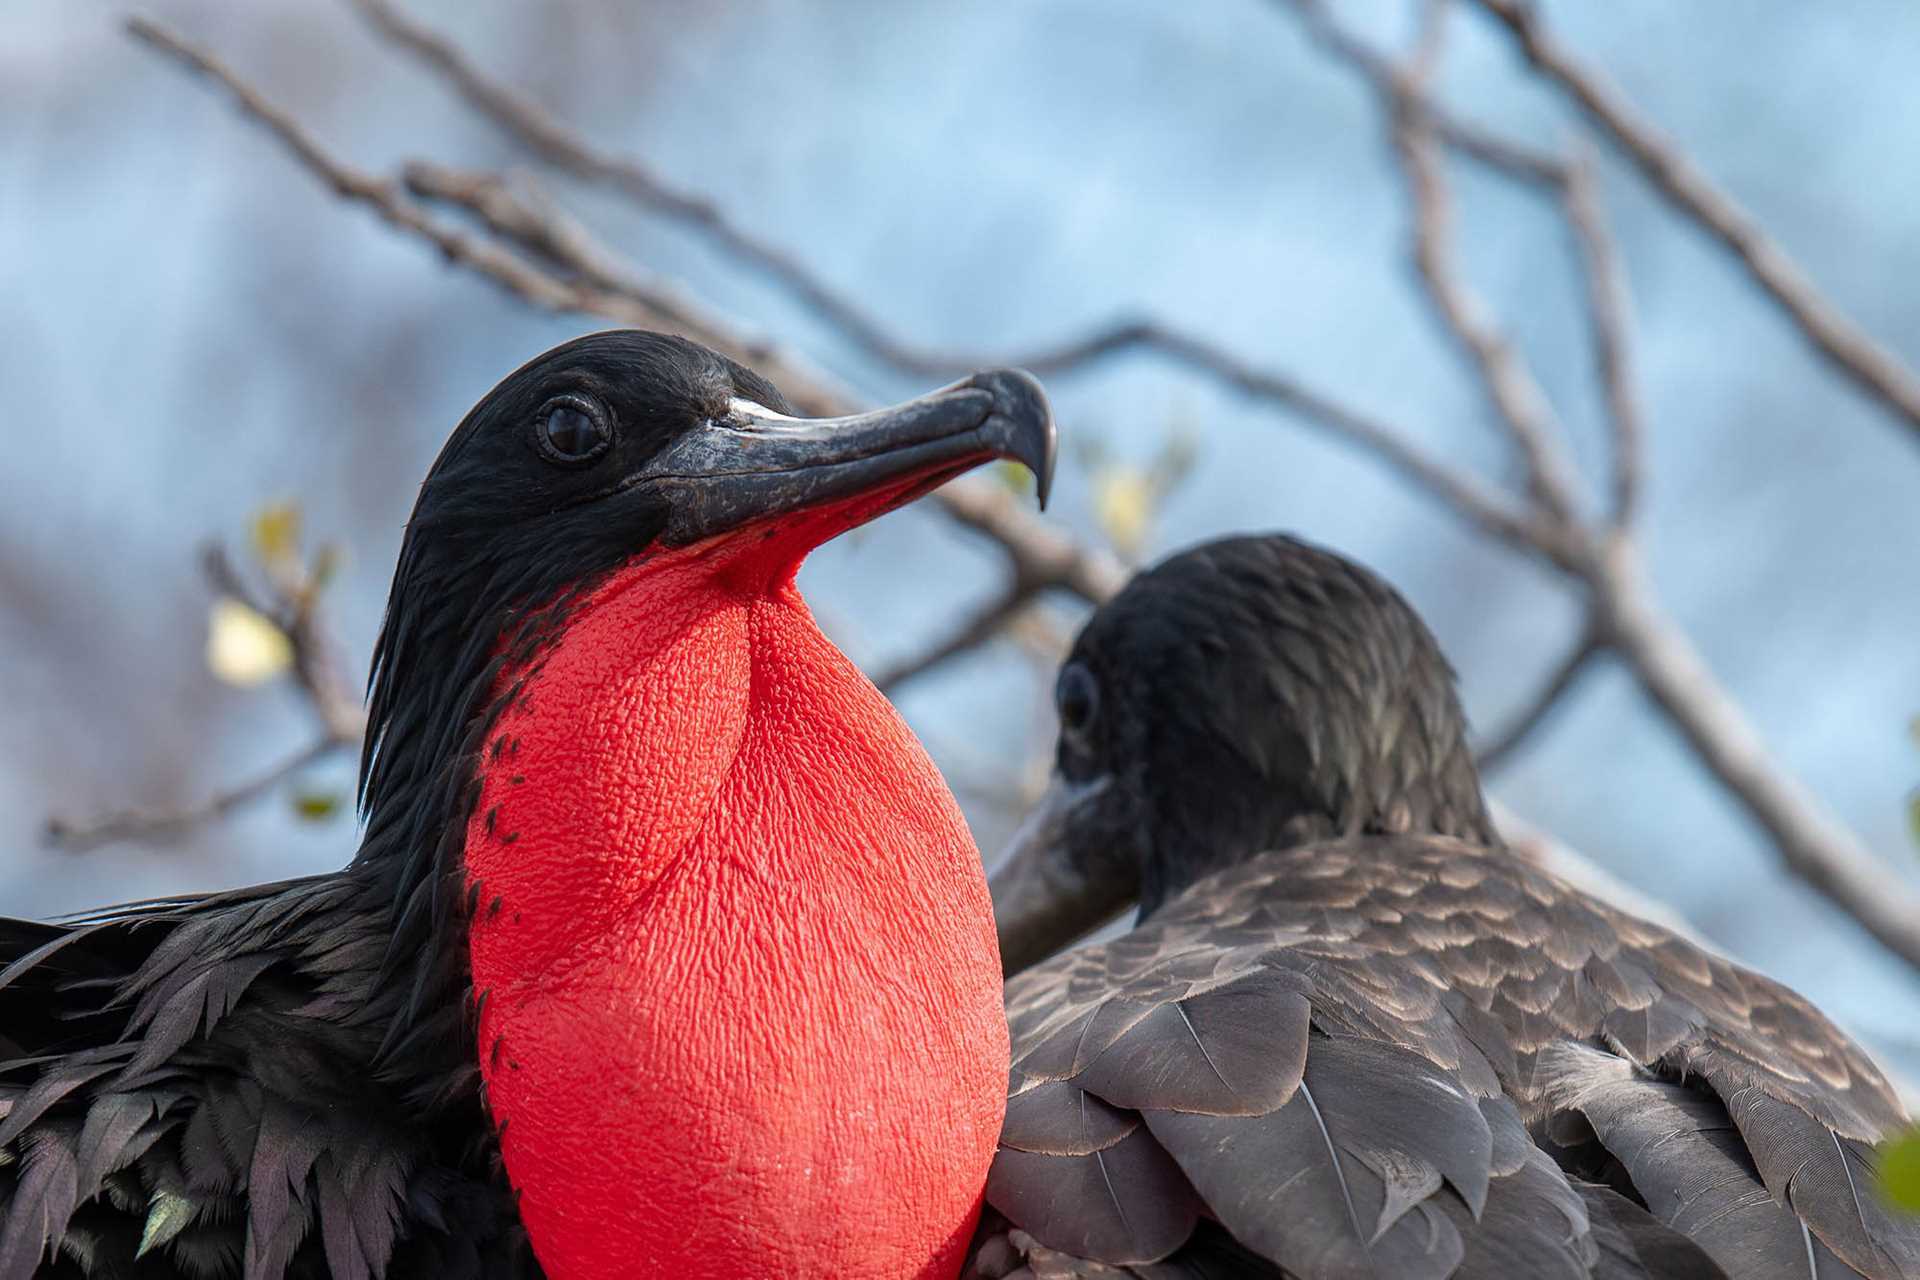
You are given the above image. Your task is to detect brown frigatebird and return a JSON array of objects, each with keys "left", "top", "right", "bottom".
[
  {"left": 975, "top": 534, "right": 1920, "bottom": 1280},
  {"left": 0, "top": 331, "right": 1056, "bottom": 1280}
]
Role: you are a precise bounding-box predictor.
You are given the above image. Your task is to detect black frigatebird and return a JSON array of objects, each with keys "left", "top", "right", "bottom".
[
  {"left": 975, "top": 534, "right": 1920, "bottom": 1279},
  {"left": 0, "top": 331, "right": 1056, "bottom": 1280}
]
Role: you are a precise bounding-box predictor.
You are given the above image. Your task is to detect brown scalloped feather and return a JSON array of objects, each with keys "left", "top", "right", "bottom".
[{"left": 986, "top": 835, "right": 1918, "bottom": 1279}]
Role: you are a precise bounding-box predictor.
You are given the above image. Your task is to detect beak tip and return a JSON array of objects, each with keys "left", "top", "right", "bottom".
[{"left": 970, "top": 368, "right": 1056, "bottom": 511}]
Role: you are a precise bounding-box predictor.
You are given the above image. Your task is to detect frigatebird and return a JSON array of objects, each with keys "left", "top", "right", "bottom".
[
  {"left": 975, "top": 534, "right": 1920, "bottom": 1279},
  {"left": 0, "top": 331, "right": 1055, "bottom": 1280}
]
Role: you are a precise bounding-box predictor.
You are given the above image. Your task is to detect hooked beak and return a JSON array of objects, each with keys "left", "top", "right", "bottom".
[
  {"left": 644, "top": 370, "right": 1055, "bottom": 547},
  {"left": 990, "top": 775, "right": 1140, "bottom": 977}
]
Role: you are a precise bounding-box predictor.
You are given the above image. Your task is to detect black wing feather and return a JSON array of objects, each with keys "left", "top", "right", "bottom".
[{"left": 0, "top": 875, "right": 534, "bottom": 1280}]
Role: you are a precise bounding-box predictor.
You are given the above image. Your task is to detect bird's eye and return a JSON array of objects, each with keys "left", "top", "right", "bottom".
[
  {"left": 535, "top": 397, "right": 613, "bottom": 466},
  {"left": 1056, "top": 662, "right": 1100, "bottom": 737}
]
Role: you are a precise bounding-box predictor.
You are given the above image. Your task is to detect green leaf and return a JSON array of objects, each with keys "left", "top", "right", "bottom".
[
  {"left": 309, "top": 543, "right": 343, "bottom": 591},
  {"left": 1908, "top": 790, "right": 1920, "bottom": 850},
  {"left": 1092, "top": 461, "right": 1155, "bottom": 558},
  {"left": 249, "top": 500, "right": 302, "bottom": 565},
  {"left": 993, "top": 459, "right": 1035, "bottom": 497},
  {"left": 290, "top": 790, "right": 343, "bottom": 823},
  {"left": 1880, "top": 1130, "right": 1920, "bottom": 1214}
]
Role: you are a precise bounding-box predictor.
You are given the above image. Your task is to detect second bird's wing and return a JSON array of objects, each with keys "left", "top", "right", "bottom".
[{"left": 978, "top": 834, "right": 1919, "bottom": 1280}]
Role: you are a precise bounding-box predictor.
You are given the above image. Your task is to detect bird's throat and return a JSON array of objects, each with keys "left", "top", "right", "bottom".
[{"left": 462, "top": 545, "right": 1007, "bottom": 1280}]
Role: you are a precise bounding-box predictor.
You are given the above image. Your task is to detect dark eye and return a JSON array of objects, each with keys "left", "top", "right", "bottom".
[
  {"left": 1056, "top": 662, "right": 1100, "bottom": 737},
  {"left": 536, "top": 397, "right": 612, "bottom": 465}
]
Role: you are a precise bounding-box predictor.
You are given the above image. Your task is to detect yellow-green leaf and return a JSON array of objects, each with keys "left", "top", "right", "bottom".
[
  {"left": 250, "top": 501, "right": 302, "bottom": 565},
  {"left": 1908, "top": 791, "right": 1920, "bottom": 850},
  {"left": 290, "top": 790, "right": 342, "bottom": 822},
  {"left": 1093, "top": 462, "right": 1154, "bottom": 558},
  {"left": 206, "top": 597, "right": 292, "bottom": 687},
  {"left": 993, "top": 460, "right": 1035, "bottom": 497},
  {"left": 1880, "top": 1129, "right": 1920, "bottom": 1213},
  {"left": 309, "top": 543, "right": 343, "bottom": 592}
]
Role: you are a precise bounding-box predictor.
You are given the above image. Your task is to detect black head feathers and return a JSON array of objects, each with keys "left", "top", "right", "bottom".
[{"left": 1003, "top": 533, "right": 1496, "bottom": 941}]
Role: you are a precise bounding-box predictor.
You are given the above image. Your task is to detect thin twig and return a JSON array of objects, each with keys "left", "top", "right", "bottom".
[
  {"left": 1393, "top": 105, "right": 1589, "bottom": 533},
  {"left": 45, "top": 738, "right": 345, "bottom": 853},
  {"left": 1560, "top": 146, "right": 1645, "bottom": 529},
  {"left": 1286, "top": 0, "right": 1568, "bottom": 187},
  {"left": 1472, "top": 0, "right": 1920, "bottom": 445},
  {"left": 1475, "top": 621, "right": 1604, "bottom": 774},
  {"left": 876, "top": 582, "right": 1043, "bottom": 695}
]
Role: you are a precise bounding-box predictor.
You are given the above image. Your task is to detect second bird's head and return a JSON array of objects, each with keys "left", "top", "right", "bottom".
[
  {"left": 359, "top": 329, "right": 1053, "bottom": 814},
  {"left": 991, "top": 533, "right": 1498, "bottom": 975}
]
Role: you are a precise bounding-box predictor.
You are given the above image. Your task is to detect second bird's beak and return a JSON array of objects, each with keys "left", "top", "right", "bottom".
[
  {"left": 989, "top": 775, "right": 1141, "bottom": 977},
  {"left": 645, "top": 370, "right": 1055, "bottom": 547}
]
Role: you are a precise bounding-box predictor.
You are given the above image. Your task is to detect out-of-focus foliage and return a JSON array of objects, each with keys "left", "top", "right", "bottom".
[
  {"left": 1085, "top": 427, "right": 1199, "bottom": 560},
  {"left": 205, "top": 598, "right": 292, "bottom": 688},
  {"left": 1907, "top": 718, "right": 1920, "bottom": 850},
  {"left": 289, "top": 788, "right": 343, "bottom": 823},
  {"left": 1883, "top": 1129, "right": 1920, "bottom": 1214},
  {"left": 251, "top": 501, "right": 303, "bottom": 570},
  {"left": 1886, "top": 724, "right": 1920, "bottom": 1217}
]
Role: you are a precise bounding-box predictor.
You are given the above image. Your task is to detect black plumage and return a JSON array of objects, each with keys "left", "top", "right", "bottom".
[
  {"left": 977, "top": 534, "right": 1918, "bottom": 1280},
  {"left": 0, "top": 330, "right": 1054, "bottom": 1279}
]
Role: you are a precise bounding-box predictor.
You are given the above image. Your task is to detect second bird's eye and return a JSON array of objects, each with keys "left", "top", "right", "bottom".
[
  {"left": 536, "top": 398, "right": 612, "bottom": 466},
  {"left": 1056, "top": 662, "right": 1100, "bottom": 736}
]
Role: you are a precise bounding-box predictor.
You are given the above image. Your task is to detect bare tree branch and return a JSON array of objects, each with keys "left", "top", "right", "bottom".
[
  {"left": 1476, "top": 620, "right": 1604, "bottom": 774},
  {"left": 45, "top": 737, "right": 343, "bottom": 853},
  {"left": 876, "top": 582, "right": 1042, "bottom": 695},
  {"left": 1288, "top": 0, "right": 1567, "bottom": 186},
  {"left": 1560, "top": 147, "right": 1646, "bottom": 528},
  {"left": 1394, "top": 108, "right": 1589, "bottom": 531},
  {"left": 1471, "top": 0, "right": 1920, "bottom": 445}
]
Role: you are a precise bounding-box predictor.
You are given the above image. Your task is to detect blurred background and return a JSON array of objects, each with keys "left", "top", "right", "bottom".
[{"left": 5, "top": 1, "right": 1918, "bottom": 1077}]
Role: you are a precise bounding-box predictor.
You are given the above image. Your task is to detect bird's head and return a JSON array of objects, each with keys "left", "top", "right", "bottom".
[
  {"left": 991, "top": 533, "right": 1495, "bottom": 974},
  {"left": 358, "top": 328, "right": 1053, "bottom": 832}
]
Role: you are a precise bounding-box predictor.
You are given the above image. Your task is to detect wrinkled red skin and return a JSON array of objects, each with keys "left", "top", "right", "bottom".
[{"left": 464, "top": 530, "right": 1008, "bottom": 1280}]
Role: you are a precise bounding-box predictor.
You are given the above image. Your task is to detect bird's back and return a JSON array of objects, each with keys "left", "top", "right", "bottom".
[{"left": 986, "top": 833, "right": 1920, "bottom": 1279}]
